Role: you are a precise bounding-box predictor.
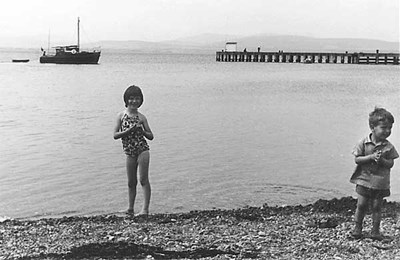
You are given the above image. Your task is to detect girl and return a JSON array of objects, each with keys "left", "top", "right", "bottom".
[{"left": 114, "top": 85, "right": 154, "bottom": 215}]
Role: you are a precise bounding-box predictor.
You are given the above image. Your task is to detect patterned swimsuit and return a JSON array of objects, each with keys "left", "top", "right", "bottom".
[{"left": 121, "top": 113, "right": 149, "bottom": 157}]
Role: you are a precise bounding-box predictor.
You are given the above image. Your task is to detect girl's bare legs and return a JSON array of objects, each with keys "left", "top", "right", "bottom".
[
  {"left": 126, "top": 155, "right": 138, "bottom": 213},
  {"left": 137, "top": 151, "right": 151, "bottom": 215}
]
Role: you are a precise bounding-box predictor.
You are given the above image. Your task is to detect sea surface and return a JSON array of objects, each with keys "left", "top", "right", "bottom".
[{"left": 1, "top": 48, "right": 400, "bottom": 220}]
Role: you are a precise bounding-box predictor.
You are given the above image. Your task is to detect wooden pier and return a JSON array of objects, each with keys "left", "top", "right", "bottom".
[{"left": 216, "top": 50, "right": 399, "bottom": 65}]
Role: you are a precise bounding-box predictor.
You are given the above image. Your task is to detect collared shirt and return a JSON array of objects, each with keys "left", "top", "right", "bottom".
[{"left": 350, "top": 134, "right": 399, "bottom": 189}]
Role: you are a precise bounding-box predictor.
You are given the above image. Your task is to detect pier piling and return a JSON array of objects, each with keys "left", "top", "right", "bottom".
[{"left": 216, "top": 51, "right": 399, "bottom": 65}]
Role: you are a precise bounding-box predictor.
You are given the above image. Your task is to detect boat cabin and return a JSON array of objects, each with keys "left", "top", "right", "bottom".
[{"left": 54, "top": 45, "right": 80, "bottom": 54}]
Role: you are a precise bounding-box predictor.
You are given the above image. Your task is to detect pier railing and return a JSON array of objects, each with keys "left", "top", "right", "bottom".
[{"left": 216, "top": 51, "right": 399, "bottom": 65}]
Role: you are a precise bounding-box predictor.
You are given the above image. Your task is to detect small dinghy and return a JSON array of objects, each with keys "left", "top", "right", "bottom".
[{"left": 12, "top": 59, "right": 30, "bottom": 63}]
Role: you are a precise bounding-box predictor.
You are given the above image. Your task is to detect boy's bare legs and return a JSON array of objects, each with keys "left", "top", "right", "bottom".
[
  {"left": 353, "top": 194, "right": 368, "bottom": 237},
  {"left": 137, "top": 151, "right": 151, "bottom": 215},
  {"left": 371, "top": 198, "right": 383, "bottom": 238}
]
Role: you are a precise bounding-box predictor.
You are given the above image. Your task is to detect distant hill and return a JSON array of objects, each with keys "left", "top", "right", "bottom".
[
  {"left": 224, "top": 35, "right": 400, "bottom": 53},
  {"left": 0, "top": 34, "right": 398, "bottom": 53},
  {"left": 98, "top": 34, "right": 399, "bottom": 53},
  {"left": 162, "top": 33, "right": 241, "bottom": 45}
]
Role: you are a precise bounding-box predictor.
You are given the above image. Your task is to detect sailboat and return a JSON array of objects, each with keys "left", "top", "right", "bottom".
[{"left": 40, "top": 17, "right": 101, "bottom": 64}]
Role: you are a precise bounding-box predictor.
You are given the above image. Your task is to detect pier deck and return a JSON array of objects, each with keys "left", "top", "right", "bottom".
[{"left": 216, "top": 51, "right": 399, "bottom": 65}]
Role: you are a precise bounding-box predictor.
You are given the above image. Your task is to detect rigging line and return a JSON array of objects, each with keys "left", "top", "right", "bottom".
[{"left": 80, "top": 24, "right": 96, "bottom": 45}]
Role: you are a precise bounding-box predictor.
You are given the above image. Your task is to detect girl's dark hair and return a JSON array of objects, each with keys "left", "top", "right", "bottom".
[
  {"left": 123, "top": 85, "right": 144, "bottom": 107},
  {"left": 369, "top": 107, "right": 394, "bottom": 128}
]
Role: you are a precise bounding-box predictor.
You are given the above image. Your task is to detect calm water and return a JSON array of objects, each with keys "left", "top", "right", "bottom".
[{"left": 1, "top": 48, "right": 399, "bottom": 220}]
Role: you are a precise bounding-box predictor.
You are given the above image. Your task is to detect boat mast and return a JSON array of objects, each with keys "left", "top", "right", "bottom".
[
  {"left": 77, "top": 17, "right": 80, "bottom": 49},
  {"left": 47, "top": 29, "right": 50, "bottom": 52}
]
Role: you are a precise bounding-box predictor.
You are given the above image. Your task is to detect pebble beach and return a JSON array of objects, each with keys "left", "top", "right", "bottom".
[{"left": 1, "top": 197, "right": 400, "bottom": 259}]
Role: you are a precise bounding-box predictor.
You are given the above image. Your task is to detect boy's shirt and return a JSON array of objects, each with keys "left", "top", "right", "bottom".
[{"left": 350, "top": 134, "right": 399, "bottom": 189}]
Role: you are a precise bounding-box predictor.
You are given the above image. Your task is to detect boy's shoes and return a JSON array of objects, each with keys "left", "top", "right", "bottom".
[
  {"left": 369, "top": 233, "right": 393, "bottom": 242},
  {"left": 370, "top": 234, "right": 384, "bottom": 241},
  {"left": 350, "top": 229, "right": 363, "bottom": 239}
]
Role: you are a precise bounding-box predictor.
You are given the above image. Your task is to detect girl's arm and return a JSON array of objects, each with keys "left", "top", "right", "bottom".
[
  {"left": 140, "top": 115, "right": 154, "bottom": 140},
  {"left": 113, "top": 112, "right": 134, "bottom": 140}
]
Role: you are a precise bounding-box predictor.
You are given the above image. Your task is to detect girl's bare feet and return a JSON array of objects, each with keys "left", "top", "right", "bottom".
[{"left": 135, "top": 210, "right": 149, "bottom": 217}]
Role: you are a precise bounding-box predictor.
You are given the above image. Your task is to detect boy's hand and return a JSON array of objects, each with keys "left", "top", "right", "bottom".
[{"left": 371, "top": 150, "right": 382, "bottom": 163}]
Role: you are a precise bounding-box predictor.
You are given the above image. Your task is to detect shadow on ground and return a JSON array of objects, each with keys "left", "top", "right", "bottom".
[{"left": 29, "top": 241, "right": 251, "bottom": 259}]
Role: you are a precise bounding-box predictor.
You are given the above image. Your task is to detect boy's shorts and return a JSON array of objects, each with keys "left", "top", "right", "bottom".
[{"left": 356, "top": 185, "right": 390, "bottom": 199}]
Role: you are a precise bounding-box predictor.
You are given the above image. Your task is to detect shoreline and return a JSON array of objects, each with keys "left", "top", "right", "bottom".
[{"left": 1, "top": 196, "right": 400, "bottom": 259}]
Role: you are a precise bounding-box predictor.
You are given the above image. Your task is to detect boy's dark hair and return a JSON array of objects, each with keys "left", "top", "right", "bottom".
[
  {"left": 369, "top": 107, "right": 394, "bottom": 128},
  {"left": 123, "top": 85, "right": 144, "bottom": 107}
]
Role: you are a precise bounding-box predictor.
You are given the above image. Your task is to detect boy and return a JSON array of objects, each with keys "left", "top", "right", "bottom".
[{"left": 350, "top": 107, "right": 398, "bottom": 240}]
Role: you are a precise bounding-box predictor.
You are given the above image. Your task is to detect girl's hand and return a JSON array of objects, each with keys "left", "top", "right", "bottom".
[
  {"left": 135, "top": 124, "right": 144, "bottom": 133},
  {"left": 129, "top": 123, "right": 143, "bottom": 133}
]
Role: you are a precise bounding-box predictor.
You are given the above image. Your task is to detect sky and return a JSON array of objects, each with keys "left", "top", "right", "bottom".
[{"left": 0, "top": 0, "right": 399, "bottom": 45}]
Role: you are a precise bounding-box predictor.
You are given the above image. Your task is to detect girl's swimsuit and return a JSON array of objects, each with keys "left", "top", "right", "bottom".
[{"left": 121, "top": 113, "right": 149, "bottom": 157}]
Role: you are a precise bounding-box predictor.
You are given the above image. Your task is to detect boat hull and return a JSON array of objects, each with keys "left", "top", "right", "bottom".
[{"left": 40, "top": 51, "right": 100, "bottom": 64}]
